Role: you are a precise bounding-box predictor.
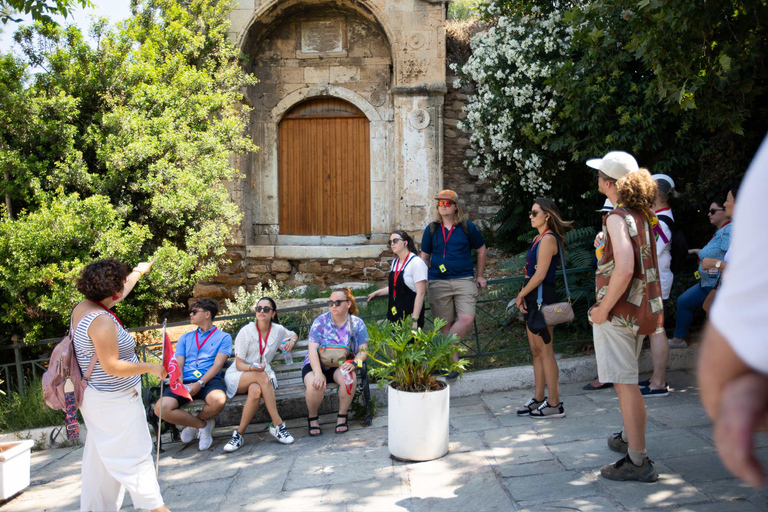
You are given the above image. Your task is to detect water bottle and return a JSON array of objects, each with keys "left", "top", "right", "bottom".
[
  {"left": 341, "top": 367, "right": 354, "bottom": 387},
  {"left": 281, "top": 340, "right": 293, "bottom": 365}
]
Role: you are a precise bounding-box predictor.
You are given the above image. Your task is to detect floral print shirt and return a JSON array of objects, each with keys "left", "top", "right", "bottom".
[{"left": 302, "top": 312, "right": 369, "bottom": 369}]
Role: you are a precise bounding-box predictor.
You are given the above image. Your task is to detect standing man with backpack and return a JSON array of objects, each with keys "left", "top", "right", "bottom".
[{"left": 420, "top": 190, "right": 487, "bottom": 380}]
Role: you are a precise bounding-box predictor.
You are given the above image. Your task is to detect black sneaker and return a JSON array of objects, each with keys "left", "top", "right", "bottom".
[
  {"left": 607, "top": 432, "right": 628, "bottom": 453},
  {"left": 638, "top": 379, "right": 651, "bottom": 387},
  {"left": 529, "top": 400, "right": 566, "bottom": 419},
  {"left": 516, "top": 397, "right": 545, "bottom": 416},
  {"left": 640, "top": 385, "right": 669, "bottom": 398},
  {"left": 435, "top": 370, "right": 459, "bottom": 380},
  {"left": 600, "top": 455, "right": 659, "bottom": 482}
]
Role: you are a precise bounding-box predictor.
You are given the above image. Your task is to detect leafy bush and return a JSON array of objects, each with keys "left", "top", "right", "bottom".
[
  {"left": 220, "top": 281, "right": 291, "bottom": 335},
  {"left": 366, "top": 317, "right": 467, "bottom": 392},
  {"left": 0, "top": 0, "right": 257, "bottom": 341},
  {"left": 0, "top": 380, "right": 63, "bottom": 432}
]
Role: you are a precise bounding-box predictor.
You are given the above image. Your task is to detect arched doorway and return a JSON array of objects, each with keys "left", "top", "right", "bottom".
[{"left": 278, "top": 97, "right": 371, "bottom": 236}]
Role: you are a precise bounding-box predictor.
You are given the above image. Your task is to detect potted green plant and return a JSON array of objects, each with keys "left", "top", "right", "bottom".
[{"left": 365, "top": 317, "right": 467, "bottom": 461}]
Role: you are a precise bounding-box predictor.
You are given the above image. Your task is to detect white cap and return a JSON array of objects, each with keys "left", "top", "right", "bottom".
[
  {"left": 596, "top": 199, "right": 613, "bottom": 213},
  {"left": 587, "top": 151, "right": 639, "bottom": 180},
  {"left": 652, "top": 173, "right": 675, "bottom": 193}
]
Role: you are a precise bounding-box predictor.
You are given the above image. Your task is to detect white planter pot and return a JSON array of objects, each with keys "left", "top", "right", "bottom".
[
  {"left": 0, "top": 439, "right": 34, "bottom": 500},
  {"left": 388, "top": 384, "right": 449, "bottom": 461}
]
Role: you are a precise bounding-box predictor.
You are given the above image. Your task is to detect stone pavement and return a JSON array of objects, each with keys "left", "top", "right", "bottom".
[{"left": 3, "top": 370, "right": 768, "bottom": 512}]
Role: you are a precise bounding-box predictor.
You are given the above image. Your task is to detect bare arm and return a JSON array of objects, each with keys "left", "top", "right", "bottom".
[
  {"left": 235, "top": 356, "right": 260, "bottom": 372},
  {"left": 113, "top": 260, "right": 154, "bottom": 305},
  {"left": 420, "top": 251, "right": 431, "bottom": 267},
  {"left": 308, "top": 341, "right": 322, "bottom": 374},
  {"left": 412, "top": 280, "right": 426, "bottom": 324},
  {"left": 367, "top": 286, "right": 389, "bottom": 301},
  {"left": 89, "top": 316, "right": 165, "bottom": 378},
  {"left": 200, "top": 353, "right": 229, "bottom": 384},
  {"left": 517, "top": 236, "right": 557, "bottom": 298},
  {"left": 475, "top": 245, "right": 487, "bottom": 288},
  {"left": 698, "top": 323, "right": 751, "bottom": 419}
]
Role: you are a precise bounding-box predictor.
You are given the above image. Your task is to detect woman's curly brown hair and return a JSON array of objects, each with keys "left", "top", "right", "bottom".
[
  {"left": 77, "top": 259, "right": 129, "bottom": 302},
  {"left": 616, "top": 168, "right": 657, "bottom": 214}
]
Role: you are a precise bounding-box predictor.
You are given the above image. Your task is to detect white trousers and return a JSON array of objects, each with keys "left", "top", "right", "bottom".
[{"left": 80, "top": 384, "right": 164, "bottom": 511}]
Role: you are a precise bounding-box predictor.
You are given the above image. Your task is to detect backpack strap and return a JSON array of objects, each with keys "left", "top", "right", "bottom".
[
  {"left": 430, "top": 220, "right": 471, "bottom": 249},
  {"left": 70, "top": 304, "right": 101, "bottom": 381}
]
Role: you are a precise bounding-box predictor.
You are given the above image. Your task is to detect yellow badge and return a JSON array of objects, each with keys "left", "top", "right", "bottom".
[
  {"left": 391, "top": 306, "right": 397, "bottom": 316},
  {"left": 193, "top": 370, "right": 203, "bottom": 379},
  {"left": 694, "top": 270, "right": 701, "bottom": 280},
  {"left": 439, "top": 264, "right": 447, "bottom": 273}
]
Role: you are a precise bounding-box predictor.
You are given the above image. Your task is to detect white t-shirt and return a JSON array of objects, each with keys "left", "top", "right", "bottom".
[
  {"left": 710, "top": 134, "right": 768, "bottom": 374},
  {"left": 390, "top": 253, "right": 428, "bottom": 292},
  {"left": 655, "top": 208, "right": 674, "bottom": 300}
]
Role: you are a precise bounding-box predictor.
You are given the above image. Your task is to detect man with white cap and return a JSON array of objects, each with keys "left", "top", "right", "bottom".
[
  {"left": 588, "top": 151, "right": 664, "bottom": 482},
  {"left": 637, "top": 174, "right": 677, "bottom": 398}
]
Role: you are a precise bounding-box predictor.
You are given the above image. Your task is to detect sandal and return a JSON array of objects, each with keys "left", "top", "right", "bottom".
[
  {"left": 307, "top": 416, "right": 322, "bottom": 437},
  {"left": 335, "top": 414, "right": 349, "bottom": 434},
  {"left": 582, "top": 382, "right": 613, "bottom": 391}
]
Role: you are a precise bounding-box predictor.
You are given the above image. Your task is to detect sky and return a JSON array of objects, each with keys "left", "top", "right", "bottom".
[{"left": 0, "top": 0, "right": 132, "bottom": 56}]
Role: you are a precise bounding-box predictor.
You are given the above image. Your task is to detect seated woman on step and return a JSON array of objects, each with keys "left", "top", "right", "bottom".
[
  {"left": 303, "top": 287, "right": 369, "bottom": 435},
  {"left": 222, "top": 297, "right": 297, "bottom": 452}
]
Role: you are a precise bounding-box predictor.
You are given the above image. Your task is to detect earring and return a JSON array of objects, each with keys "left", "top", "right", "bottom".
[{"left": 112, "top": 294, "right": 120, "bottom": 300}]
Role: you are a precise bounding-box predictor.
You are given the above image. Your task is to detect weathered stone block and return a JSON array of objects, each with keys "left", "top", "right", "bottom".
[
  {"left": 193, "top": 284, "right": 233, "bottom": 299},
  {"left": 275, "top": 272, "right": 291, "bottom": 282},
  {"left": 271, "top": 259, "right": 292, "bottom": 273}
]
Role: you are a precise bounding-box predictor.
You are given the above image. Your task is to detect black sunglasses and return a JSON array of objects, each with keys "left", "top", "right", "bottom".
[
  {"left": 528, "top": 210, "right": 541, "bottom": 217},
  {"left": 189, "top": 309, "right": 205, "bottom": 315},
  {"left": 327, "top": 299, "right": 349, "bottom": 307},
  {"left": 254, "top": 306, "right": 274, "bottom": 313},
  {"left": 708, "top": 208, "right": 724, "bottom": 215},
  {"left": 388, "top": 238, "right": 403, "bottom": 246}
]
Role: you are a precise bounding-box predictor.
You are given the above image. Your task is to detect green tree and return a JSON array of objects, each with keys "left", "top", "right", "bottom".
[
  {"left": 0, "top": 0, "right": 257, "bottom": 341},
  {"left": 1, "top": 0, "right": 92, "bottom": 25}
]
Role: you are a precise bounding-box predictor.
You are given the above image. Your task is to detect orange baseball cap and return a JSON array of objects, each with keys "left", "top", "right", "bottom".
[{"left": 435, "top": 190, "right": 458, "bottom": 202}]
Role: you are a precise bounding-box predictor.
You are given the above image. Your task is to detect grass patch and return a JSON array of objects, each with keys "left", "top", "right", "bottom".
[{"left": 0, "top": 379, "right": 63, "bottom": 433}]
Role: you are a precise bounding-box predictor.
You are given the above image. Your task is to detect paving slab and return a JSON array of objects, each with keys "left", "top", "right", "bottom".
[
  {"left": 483, "top": 426, "right": 554, "bottom": 476},
  {"left": 598, "top": 461, "right": 708, "bottom": 509},
  {"left": 284, "top": 446, "right": 394, "bottom": 491},
  {"left": 506, "top": 470, "right": 600, "bottom": 505},
  {"left": 449, "top": 413, "right": 501, "bottom": 433},
  {"left": 519, "top": 496, "right": 621, "bottom": 512}
]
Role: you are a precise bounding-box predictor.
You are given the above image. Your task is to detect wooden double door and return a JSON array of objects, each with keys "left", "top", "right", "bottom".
[{"left": 278, "top": 97, "right": 371, "bottom": 236}]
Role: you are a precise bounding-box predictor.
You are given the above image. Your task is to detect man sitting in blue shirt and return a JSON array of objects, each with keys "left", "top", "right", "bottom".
[{"left": 154, "top": 298, "right": 232, "bottom": 450}]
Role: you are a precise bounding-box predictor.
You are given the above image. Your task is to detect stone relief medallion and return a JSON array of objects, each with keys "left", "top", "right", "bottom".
[
  {"left": 409, "top": 32, "right": 427, "bottom": 50},
  {"left": 410, "top": 108, "right": 431, "bottom": 130},
  {"left": 370, "top": 91, "right": 386, "bottom": 107},
  {"left": 262, "top": 94, "right": 279, "bottom": 109}
]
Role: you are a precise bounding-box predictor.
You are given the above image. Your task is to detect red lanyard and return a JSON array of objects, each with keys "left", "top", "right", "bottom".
[
  {"left": 257, "top": 324, "right": 271, "bottom": 362},
  {"left": 92, "top": 301, "right": 123, "bottom": 327},
  {"left": 709, "top": 221, "right": 731, "bottom": 241},
  {"left": 392, "top": 255, "right": 411, "bottom": 298},
  {"left": 195, "top": 326, "right": 217, "bottom": 365},
  {"left": 655, "top": 207, "right": 671, "bottom": 215},
  {"left": 442, "top": 223, "right": 455, "bottom": 258}
]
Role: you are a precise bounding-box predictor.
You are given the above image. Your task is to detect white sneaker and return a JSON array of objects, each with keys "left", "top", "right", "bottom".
[
  {"left": 198, "top": 418, "right": 215, "bottom": 451},
  {"left": 180, "top": 426, "right": 198, "bottom": 443},
  {"left": 668, "top": 338, "right": 688, "bottom": 349},
  {"left": 269, "top": 422, "right": 295, "bottom": 444},
  {"left": 223, "top": 430, "right": 244, "bottom": 453}
]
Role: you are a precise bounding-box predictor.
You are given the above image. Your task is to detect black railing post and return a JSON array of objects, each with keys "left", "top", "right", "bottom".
[{"left": 12, "top": 335, "right": 24, "bottom": 393}]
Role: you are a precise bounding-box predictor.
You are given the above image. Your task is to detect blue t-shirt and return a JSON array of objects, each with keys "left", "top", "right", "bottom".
[
  {"left": 421, "top": 221, "right": 485, "bottom": 280},
  {"left": 698, "top": 223, "right": 732, "bottom": 288},
  {"left": 176, "top": 326, "right": 233, "bottom": 382}
]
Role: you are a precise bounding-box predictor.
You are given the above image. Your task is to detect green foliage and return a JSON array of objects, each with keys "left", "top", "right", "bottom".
[
  {"left": 0, "top": 0, "right": 257, "bottom": 341},
  {"left": 1, "top": 0, "right": 91, "bottom": 25},
  {"left": 448, "top": 0, "right": 482, "bottom": 20},
  {"left": 460, "top": 0, "right": 767, "bottom": 252},
  {"left": 220, "top": 282, "right": 291, "bottom": 335},
  {"left": 365, "top": 317, "right": 467, "bottom": 392},
  {"left": 0, "top": 379, "right": 63, "bottom": 432}
]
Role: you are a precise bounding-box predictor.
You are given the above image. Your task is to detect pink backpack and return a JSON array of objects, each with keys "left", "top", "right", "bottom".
[{"left": 42, "top": 314, "right": 98, "bottom": 410}]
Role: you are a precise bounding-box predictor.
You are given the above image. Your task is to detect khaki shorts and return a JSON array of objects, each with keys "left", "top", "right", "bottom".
[
  {"left": 593, "top": 320, "right": 644, "bottom": 384},
  {"left": 428, "top": 277, "right": 478, "bottom": 323}
]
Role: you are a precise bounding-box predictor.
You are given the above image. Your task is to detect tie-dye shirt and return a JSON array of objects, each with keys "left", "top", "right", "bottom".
[{"left": 302, "top": 312, "right": 369, "bottom": 369}]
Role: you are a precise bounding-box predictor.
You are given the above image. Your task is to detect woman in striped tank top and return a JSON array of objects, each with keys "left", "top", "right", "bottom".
[{"left": 72, "top": 258, "right": 170, "bottom": 512}]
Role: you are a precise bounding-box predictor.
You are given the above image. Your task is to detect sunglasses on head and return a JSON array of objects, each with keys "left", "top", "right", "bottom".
[
  {"left": 387, "top": 238, "right": 403, "bottom": 246},
  {"left": 708, "top": 208, "right": 724, "bottom": 215},
  {"left": 254, "top": 306, "right": 274, "bottom": 313},
  {"left": 437, "top": 200, "right": 455, "bottom": 207},
  {"left": 327, "top": 299, "right": 349, "bottom": 307}
]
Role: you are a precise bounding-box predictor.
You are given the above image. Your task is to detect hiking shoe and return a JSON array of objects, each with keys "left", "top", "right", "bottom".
[
  {"left": 530, "top": 400, "right": 566, "bottom": 418},
  {"left": 516, "top": 397, "right": 546, "bottom": 416},
  {"left": 180, "top": 425, "right": 198, "bottom": 444},
  {"left": 641, "top": 385, "right": 669, "bottom": 398},
  {"left": 198, "top": 418, "right": 215, "bottom": 451},
  {"left": 269, "top": 422, "right": 295, "bottom": 445},
  {"left": 223, "top": 430, "right": 244, "bottom": 453},
  {"left": 600, "top": 455, "right": 659, "bottom": 482},
  {"left": 668, "top": 338, "right": 688, "bottom": 349},
  {"left": 607, "top": 432, "right": 629, "bottom": 453}
]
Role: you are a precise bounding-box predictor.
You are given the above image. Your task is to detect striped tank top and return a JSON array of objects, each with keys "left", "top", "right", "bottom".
[{"left": 73, "top": 311, "right": 141, "bottom": 392}]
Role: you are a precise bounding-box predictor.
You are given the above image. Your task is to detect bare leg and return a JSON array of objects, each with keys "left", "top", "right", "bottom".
[
  {"left": 528, "top": 325, "right": 559, "bottom": 404},
  {"left": 448, "top": 313, "right": 475, "bottom": 361},
  {"left": 154, "top": 397, "right": 205, "bottom": 429},
  {"left": 615, "top": 383, "right": 647, "bottom": 451},
  {"left": 251, "top": 370, "right": 283, "bottom": 426},
  {"left": 197, "top": 390, "right": 226, "bottom": 421},
  {"left": 304, "top": 372, "right": 326, "bottom": 431},
  {"left": 334, "top": 368, "right": 356, "bottom": 433},
  {"left": 648, "top": 331, "right": 669, "bottom": 389},
  {"left": 151, "top": 505, "right": 170, "bottom": 512},
  {"left": 235, "top": 381, "right": 262, "bottom": 435},
  {"left": 526, "top": 327, "right": 546, "bottom": 402}
]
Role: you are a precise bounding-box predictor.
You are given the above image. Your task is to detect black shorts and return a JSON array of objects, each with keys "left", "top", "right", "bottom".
[
  {"left": 162, "top": 375, "right": 226, "bottom": 407},
  {"left": 523, "top": 281, "right": 559, "bottom": 322},
  {"left": 301, "top": 364, "right": 337, "bottom": 384}
]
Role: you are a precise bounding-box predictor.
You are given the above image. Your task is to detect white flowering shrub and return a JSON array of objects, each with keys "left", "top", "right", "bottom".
[{"left": 457, "top": 7, "right": 572, "bottom": 196}]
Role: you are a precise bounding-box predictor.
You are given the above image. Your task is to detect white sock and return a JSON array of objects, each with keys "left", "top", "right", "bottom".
[{"left": 628, "top": 448, "right": 647, "bottom": 466}]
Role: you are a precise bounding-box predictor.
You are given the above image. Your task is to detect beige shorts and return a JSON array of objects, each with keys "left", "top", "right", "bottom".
[
  {"left": 428, "top": 277, "right": 478, "bottom": 323},
  {"left": 593, "top": 320, "right": 644, "bottom": 384}
]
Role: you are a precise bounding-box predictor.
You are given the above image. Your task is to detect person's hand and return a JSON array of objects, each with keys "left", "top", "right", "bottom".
[
  {"left": 515, "top": 293, "right": 527, "bottom": 314},
  {"left": 476, "top": 276, "right": 487, "bottom": 289},
  {"left": 701, "top": 258, "right": 720, "bottom": 271},
  {"left": 411, "top": 321, "right": 419, "bottom": 330},
  {"left": 594, "top": 232, "right": 604, "bottom": 249},
  {"left": 312, "top": 372, "right": 326, "bottom": 390},
  {"left": 283, "top": 339, "right": 296, "bottom": 352},
  {"left": 714, "top": 372, "right": 768, "bottom": 488},
  {"left": 251, "top": 363, "right": 265, "bottom": 372},
  {"left": 367, "top": 291, "right": 378, "bottom": 302},
  {"left": 341, "top": 361, "right": 356, "bottom": 373},
  {"left": 688, "top": 248, "right": 701, "bottom": 256},
  {"left": 149, "top": 364, "right": 167, "bottom": 380},
  {"left": 188, "top": 381, "right": 202, "bottom": 396},
  {"left": 134, "top": 259, "right": 155, "bottom": 276},
  {"left": 589, "top": 304, "right": 609, "bottom": 325}
]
